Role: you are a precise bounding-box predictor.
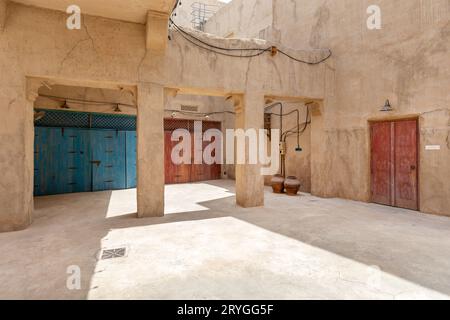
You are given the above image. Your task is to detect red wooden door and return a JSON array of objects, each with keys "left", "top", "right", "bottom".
[
  {"left": 394, "top": 120, "right": 418, "bottom": 210},
  {"left": 190, "top": 133, "right": 222, "bottom": 182},
  {"left": 371, "top": 122, "right": 392, "bottom": 206},
  {"left": 164, "top": 120, "right": 222, "bottom": 185},
  {"left": 164, "top": 131, "right": 177, "bottom": 184},
  {"left": 164, "top": 131, "right": 191, "bottom": 184},
  {"left": 370, "top": 120, "right": 418, "bottom": 210}
]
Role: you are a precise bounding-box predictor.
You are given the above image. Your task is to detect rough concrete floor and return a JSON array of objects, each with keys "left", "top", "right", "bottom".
[{"left": 1, "top": 180, "right": 450, "bottom": 300}]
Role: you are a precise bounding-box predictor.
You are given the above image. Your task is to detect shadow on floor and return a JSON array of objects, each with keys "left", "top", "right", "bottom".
[{"left": 2, "top": 180, "right": 450, "bottom": 299}]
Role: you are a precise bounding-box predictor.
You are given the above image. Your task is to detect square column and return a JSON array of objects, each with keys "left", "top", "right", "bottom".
[
  {"left": 0, "top": 91, "right": 33, "bottom": 232},
  {"left": 137, "top": 83, "right": 165, "bottom": 217},
  {"left": 234, "top": 92, "right": 265, "bottom": 208}
]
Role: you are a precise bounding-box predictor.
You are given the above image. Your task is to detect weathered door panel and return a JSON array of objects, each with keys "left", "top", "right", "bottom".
[
  {"left": 164, "top": 131, "right": 177, "bottom": 184},
  {"left": 190, "top": 134, "right": 207, "bottom": 182},
  {"left": 371, "top": 120, "right": 418, "bottom": 210},
  {"left": 163, "top": 120, "right": 222, "bottom": 185},
  {"left": 34, "top": 128, "right": 66, "bottom": 196},
  {"left": 91, "top": 130, "right": 126, "bottom": 191},
  {"left": 176, "top": 132, "right": 192, "bottom": 184},
  {"left": 34, "top": 127, "right": 91, "bottom": 195},
  {"left": 61, "top": 128, "right": 91, "bottom": 194},
  {"left": 34, "top": 127, "right": 51, "bottom": 196},
  {"left": 371, "top": 122, "right": 392, "bottom": 206},
  {"left": 125, "top": 131, "right": 137, "bottom": 189},
  {"left": 394, "top": 120, "right": 418, "bottom": 210}
]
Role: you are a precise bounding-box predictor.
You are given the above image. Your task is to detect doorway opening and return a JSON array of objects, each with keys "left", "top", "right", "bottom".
[
  {"left": 33, "top": 83, "right": 137, "bottom": 196},
  {"left": 163, "top": 93, "right": 235, "bottom": 186},
  {"left": 164, "top": 118, "right": 222, "bottom": 184},
  {"left": 370, "top": 118, "right": 419, "bottom": 211}
]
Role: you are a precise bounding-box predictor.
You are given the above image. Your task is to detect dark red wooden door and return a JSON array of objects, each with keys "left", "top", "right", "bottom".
[
  {"left": 164, "top": 119, "right": 222, "bottom": 185},
  {"left": 394, "top": 120, "right": 418, "bottom": 210},
  {"left": 370, "top": 120, "right": 418, "bottom": 210},
  {"left": 165, "top": 131, "right": 193, "bottom": 184},
  {"left": 371, "top": 122, "right": 392, "bottom": 206}
]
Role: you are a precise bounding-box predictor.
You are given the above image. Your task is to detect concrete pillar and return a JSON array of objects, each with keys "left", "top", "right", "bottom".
[
  {"left": 0, "top": 0, "right": 6, "bottom": 31},
  {"left": 0, "top": 89, "right": 34, "bottom": 232},
  {"left": 136, "top": 83, "right": 165, "bottom": 218},
  {"left": 234, "top": 92, "right": 265, "bottom": 208}
]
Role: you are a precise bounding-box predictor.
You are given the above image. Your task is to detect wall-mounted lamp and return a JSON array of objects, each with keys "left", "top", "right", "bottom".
[
  {"left": 60, "top": 100, "right": 70, "bottom": 109},
  {"left": 380, "top": 99, "right": 393, "bottom": 112},
  {"left": 34, "top": 111, "right": 46, "bottom": 122},
  {"left": 171, "top": 112, "right": 177, "bottom": 118},
  {"left": 114, "top": 104, "right": 122, "bottom": 113}
]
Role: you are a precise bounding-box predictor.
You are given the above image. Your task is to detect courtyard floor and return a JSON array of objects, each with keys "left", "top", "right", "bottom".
[{"left": 1, "top": 180, "right": 449, "bottom": 300}]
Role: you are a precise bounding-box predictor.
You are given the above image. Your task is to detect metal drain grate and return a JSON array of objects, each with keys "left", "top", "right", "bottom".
[{"left": 100, "top": 247, "right": 127, "bottom": 260}]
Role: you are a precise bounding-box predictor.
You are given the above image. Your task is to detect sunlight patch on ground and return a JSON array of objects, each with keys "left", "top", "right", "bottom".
[
  {"left": 164, "top": 183, "right": 235, "bottom": 215},
  {"left": 105, "top": 182, "right": 235, "bottom": 218},
  {"left": 89, "top": 217, "right": 449, "bottom": 300}
]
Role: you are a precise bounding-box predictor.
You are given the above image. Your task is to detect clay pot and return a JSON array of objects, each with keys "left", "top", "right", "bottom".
[
  {"left": 284, "top": 176, "right": 301, "bottom": 196},
  {"left": 271, "top": 174, "right": 285, "bottom": 194}
]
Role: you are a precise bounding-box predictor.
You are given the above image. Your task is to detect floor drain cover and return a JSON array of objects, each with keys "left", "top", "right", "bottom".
[{"left": 101, "top": 247, "right": 127, "bottom": 260}]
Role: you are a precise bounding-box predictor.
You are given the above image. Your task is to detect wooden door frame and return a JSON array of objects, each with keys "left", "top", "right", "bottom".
[{"left": 368, "top": 117, "right": 420, "bottom": 210}]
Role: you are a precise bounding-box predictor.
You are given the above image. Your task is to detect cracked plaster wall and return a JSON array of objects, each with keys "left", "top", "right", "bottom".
[
  {"left": 273, "top": 0, "right": 450, "bottom": 215},
  {"left": 0, "top": 2, "right": 326, "bottom": 230}
]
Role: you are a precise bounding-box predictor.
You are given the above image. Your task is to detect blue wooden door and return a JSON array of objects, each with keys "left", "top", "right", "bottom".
[
  {"left": 34, "top": 127, "right": 53, "bottom": 196},
  {"left": 125, "top": 131, "right": 137, "bottom": 188},
  {"left": 61, "top": 128, "right": 91, "bottom": 194},
  {"left": 91, "top": 130, "right": 126, "bottom": 192},
  {"left": 35, "top": 127, "right": 134, "bottom": 196},
  {"left": 34, "top": 127, "right": 91, "bottom": 195}
]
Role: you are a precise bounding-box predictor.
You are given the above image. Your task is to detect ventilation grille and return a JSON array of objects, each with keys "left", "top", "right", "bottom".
[
  {"left": 92, "top": 114, "right": 136, "bottom": 130},
  {"left": 35, "top": 109, "right": 89, "bottom": 128},
  {"left": 100, "top": 247, "right": 127, "bottom": 260},
  {"left": 35, "top": 109, "right": 136, "bottom": 131},
  {"left": 164, "top": 119, "right": 221, "bottom": 132},
  {"left": 180, "top": 105, "right": 199, "bottom": 112},
  {"left": 164, "top": 118, "right": 191, "bottom": 131}
]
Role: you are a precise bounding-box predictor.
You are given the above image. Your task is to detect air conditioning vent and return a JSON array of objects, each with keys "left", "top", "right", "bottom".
[{"left": 181, "top": 105, "right": 199, "bottom": 112}]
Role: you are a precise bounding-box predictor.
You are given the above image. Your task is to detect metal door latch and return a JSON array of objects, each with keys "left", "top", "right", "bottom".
[{"left": 91, "top": 160, "right": 101, "bottom": 167}]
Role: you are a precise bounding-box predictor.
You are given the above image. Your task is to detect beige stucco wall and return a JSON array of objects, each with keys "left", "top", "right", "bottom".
[
  {"left": 204, "top": 0, "right": 449, "bottom": 215},
  {"left": 0, "top": 2, "right": 325, "bottom": 231},
  {"left": 272, "top": 0, "right": 450, "bottom": 215}
]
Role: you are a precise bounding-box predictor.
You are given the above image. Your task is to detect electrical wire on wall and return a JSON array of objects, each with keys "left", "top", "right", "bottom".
[
  {"left": 168, "top": 0, "right": 332, "bottom": 64},
  {"left": 171, "top": 0, "right": 181, "bottom": 16},
  {"left": 169, "top": 18, "right": 332, "bottom": 63},
  {"left": 166, "top": 109, "right": 236, "bottom": 119},
  {"left": 170, "top": 19, "right": 272, "bottom": 58},
  {"left": 265, "top": 102, "right": 312, "bottom": 177}
]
